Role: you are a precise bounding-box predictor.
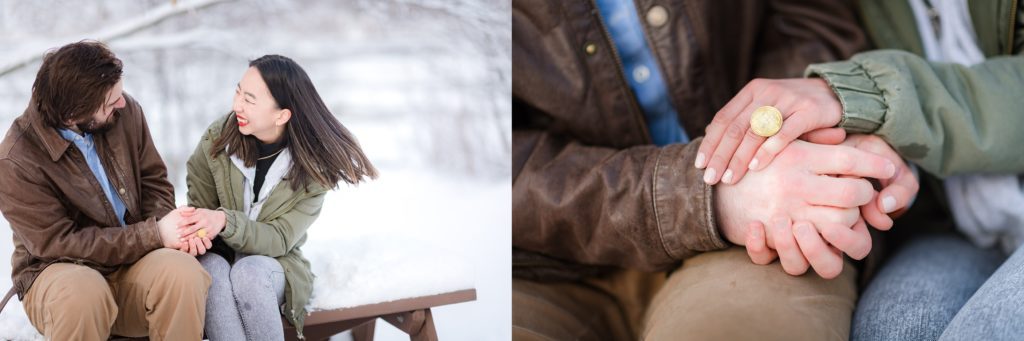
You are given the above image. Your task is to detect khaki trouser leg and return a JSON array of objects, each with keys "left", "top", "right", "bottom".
[
  {"left": 108, "top": 248, "right": 212, "bottom": 340},
  {"left": 513, "top": 269, "right": 666, "bottom": 340},
  {"left": 24, "top": 263, "right": 118, "bottom": 341},
  {"left": 643, "top": 247, "right": 858, "bottom": 341}
]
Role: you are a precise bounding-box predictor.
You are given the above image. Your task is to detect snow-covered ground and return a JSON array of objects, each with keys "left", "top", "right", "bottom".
[{"left": 0, "top": 0, "right": 510, "bottom": 340}]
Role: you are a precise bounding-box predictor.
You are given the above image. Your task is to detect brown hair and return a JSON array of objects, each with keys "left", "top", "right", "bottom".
[
  {"left": 211, "top": 55, "right": 378, "bottom": 190},
  {"left": 31, "top": 40, "right": 123, "bottom": 128}
]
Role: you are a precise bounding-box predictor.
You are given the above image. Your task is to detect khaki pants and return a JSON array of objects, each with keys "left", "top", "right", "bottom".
[
  {"left": 23, "top": 249, "right": 211, "bottom": 341},
  {"left": 513, "top": 247, "right": 857, "bottom": 340}
]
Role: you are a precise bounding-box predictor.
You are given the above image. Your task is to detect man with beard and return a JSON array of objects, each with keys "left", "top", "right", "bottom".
[{"left": 0, "top": 41, "right": 209, "bottom": 340}]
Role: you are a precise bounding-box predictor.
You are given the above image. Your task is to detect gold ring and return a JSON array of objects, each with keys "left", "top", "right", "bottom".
[
  {"left": 750, "top": 106, "right": 783, "bottom": 137},
  {"left": 197, "top": 228, "right": 208, "bottom": 239}
]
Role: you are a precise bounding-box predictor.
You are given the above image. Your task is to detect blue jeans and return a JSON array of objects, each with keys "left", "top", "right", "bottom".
[
  {"left": 198, "top": 253, "right": 286, "bottom": 341},
  {"left": 851, "top": 233, "right": 1024, "bottom": 340}
]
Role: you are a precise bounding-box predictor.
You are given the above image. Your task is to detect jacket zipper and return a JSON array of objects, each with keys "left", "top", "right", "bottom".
[{"left": 589, "top": 0, "right": 654, "bottom": 144}]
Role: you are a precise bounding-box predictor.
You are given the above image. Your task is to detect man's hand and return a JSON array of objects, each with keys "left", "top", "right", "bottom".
[
  {"left": 157, "top": 206, "right": 196, "bottom": 249},
  {"left": 715, "top": 140, "right": 895, "bottom": 277},
  {"left": 744, "top": 217, "right": 866, "bottom": 279},
  {"left": 176, "top": 208, "right": 227, "bottom": 256},
  {"left": 696, "top": 78, "right": 843, "bottom": 185},
  {"left": 733, "top": 135, "right": 918, "bottom": 278}
]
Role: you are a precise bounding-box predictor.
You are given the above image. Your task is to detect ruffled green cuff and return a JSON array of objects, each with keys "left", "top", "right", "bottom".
[{"left": 805, "top": 60, "right": 889, "bottom": 134}]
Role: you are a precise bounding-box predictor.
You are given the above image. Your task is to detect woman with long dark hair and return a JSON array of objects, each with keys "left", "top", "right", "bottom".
[{"left": 177, "top": 54, "right": 377, "bottom": 340}]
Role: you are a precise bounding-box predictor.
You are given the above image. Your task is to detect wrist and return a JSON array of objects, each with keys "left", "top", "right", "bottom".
[
  {"left": 216, "top": 210, "right": 228, "bottom": 231},
  {"left": 714, "top": 185, "right": 745, "bottom": 245}
]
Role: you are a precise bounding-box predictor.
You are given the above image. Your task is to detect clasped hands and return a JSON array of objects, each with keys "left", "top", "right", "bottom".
[
  {"left": 702, "top": 78, "right": 919, "bottom": 279},
  {"left": 157, "top": 206, "right": 228, "bottom": 256}
]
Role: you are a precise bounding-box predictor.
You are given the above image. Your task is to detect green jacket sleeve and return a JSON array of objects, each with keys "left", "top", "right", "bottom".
[
  {"left": 218, "top": 191, "right": 326, "bottom": 258},
  {"left": 185, "top": 137, "right": 220, "bottom": 209},
  {"left": 805, "top": 49, "right": 1024, "bottom": 177}
]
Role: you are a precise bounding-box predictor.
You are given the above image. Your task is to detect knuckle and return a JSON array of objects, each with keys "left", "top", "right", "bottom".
[
  {"left": 777, "top": 128, "right": 805, "bottom": 146},
  {"left": 729, "top": 152, "right": 752, "bottom": 169},
  {"left": 748, "top": 78, "right": 766, "bottom": 89},
  {"left": 744, "top": 127, "right": 763, "bottom": 141},
  {"left": 821, "top": 225, "right": 845, "bottom": 246},
  {"left": 836, "top": 185, "right": 859, "bottom": 207},
  {"left": 838, "top": 209, "right": 859, "bottom": 226},
  {"left": 848, "top": 183, "right": 872, "bottom": 206},
  {"left": 760, "top": 82, "right": 781, "bottom": 96},
  {"left": 784, "top": 262, "right": 808, "bottom": 276},
  {"left": 852, "top": 234, "right": 872, "bottom": 259},
  {"left": 818, "top": 264, "right": 842, "bottom": 279},
  {"left": 794, "top": 98, "right": 815, "bottom": 110},
  {"left": 801, "top": 241, "right": 823, "bottom": 260},
  {"left": 707, "top": 117, "right": 726, "bottom": 132},
  {"left": 708, "top": 154, "right": 728, "bottom": 169},
  {"left": 724, "top": 123, "right": 747, "bottom": 140},
  {"left": 772, "top": 230, "right": 791, "bottom": 248},
  {"left": 835, "top": 153, "right": 856, "bottom": 173}
]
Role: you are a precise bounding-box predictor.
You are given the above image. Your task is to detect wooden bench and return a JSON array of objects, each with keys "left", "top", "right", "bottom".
[
  {"left": 285, "top": 289, "right": 477, "bottom": 341},
  {"left": 44, "top": 288, "right": 476, "bottom": 341}
]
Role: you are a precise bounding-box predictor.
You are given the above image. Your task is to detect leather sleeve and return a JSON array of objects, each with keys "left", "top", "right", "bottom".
[
  {"left": 753, "top": 0, "right": 869, "bottom": 78},
  {"left": 513, "top": 130, "right": 728, "bottom": 271}
]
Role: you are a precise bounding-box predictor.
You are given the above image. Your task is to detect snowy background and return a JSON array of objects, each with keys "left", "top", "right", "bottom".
[{"left": 0, "top": 0, "right": 510, "bottom": 340}]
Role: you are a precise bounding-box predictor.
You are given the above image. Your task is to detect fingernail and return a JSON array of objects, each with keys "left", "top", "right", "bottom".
[
  {"left": 748, "top": 158, "right": 759, "bottom": 170},
  {"left": 695, "top": 153, "right": 706, "bottom": 168},
  {"left": 886, "top": 162, "right": 896, "bottom": 178},
  {"left": 722, "top": 169, "right": 734, "bottom": 184},
  {"left": 750, "top": 226, "right": 761, "bottom": 238},
  {"left": 703, "top": 168, "right": 716, "bottom": 184},
  {"left": 882, "top": 196, "right": 897, "bottom": 213}
]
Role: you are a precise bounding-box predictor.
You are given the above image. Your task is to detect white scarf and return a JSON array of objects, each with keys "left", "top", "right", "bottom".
[
  {"left": 910, "top": 0, "right": 1024, "bottom": 253},
  {"left": 230, "top": 148, "right": 292, "bottom": 220}
]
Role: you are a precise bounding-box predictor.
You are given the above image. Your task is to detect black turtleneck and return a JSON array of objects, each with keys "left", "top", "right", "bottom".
[{"left": 253, "top": 140, "right": 285, "bottom": 202}]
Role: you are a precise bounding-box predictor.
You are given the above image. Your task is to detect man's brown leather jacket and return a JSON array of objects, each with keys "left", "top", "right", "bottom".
[
  {"left": 513, "top": 0, "right": 867, "bottom": 279},
  {"left": 0, "top": 94, "right": 175, "bottom": 300}
]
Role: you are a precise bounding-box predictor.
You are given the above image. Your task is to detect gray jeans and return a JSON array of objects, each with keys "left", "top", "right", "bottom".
[
  {"left": 198, "top": 253, "right": 286, "bottom": 341},
  {"left": 851, "top": 233, "right": 1024, "bottom": 340}
]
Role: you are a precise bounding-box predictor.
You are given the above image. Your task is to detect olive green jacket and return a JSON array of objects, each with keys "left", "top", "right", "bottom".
[
  {"left": 805, "top": 0, "right": 1024, "bottom": 177},
  {"left": 186, "top": 115, "right": 328, "bottom": 338}
]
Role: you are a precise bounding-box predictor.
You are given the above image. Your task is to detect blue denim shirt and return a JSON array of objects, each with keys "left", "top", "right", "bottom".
[
  {"left": 596, "top": 0, "right": 688, "bottom": 146},
  {"left": 59, "top": 129, "right": 126, "bottom": 226}
]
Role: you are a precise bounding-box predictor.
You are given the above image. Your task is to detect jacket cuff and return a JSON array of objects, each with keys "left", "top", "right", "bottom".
[
  {"left": 141, "top": 216, "right": 165, "bottom": 250},
  {"left": 217, "top": 208, "right": 240, "bottom": 240},
  {"left": 653, "top": 138, "right": 729, "bottom": 261},
  {"left": 805, "top": 60, "right": 889, "bottom": 134}
]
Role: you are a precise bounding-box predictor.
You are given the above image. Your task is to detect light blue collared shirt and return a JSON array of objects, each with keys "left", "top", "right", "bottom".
[
  {"left": 59, "top": 129, "right": 126, "bottom": 226},
  {"left": 596, "top": 0, "right": 689, "bottom": 146}
]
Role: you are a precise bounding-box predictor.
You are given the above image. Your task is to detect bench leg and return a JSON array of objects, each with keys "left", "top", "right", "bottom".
[
  {"left": 353, "top": 319, "right": 376, "bottom": 341},
  {"left": 381, "top": 309, "right": 438, "bottom": 341},
  {"left": 411, "top": 309, "right": 437, "bottom": 341}
]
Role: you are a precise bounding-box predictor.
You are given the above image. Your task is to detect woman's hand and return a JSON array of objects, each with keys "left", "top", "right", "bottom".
[
  {"left": 834, "top": 134, "right": 919, "bottom": 229},
  {"left": 176, "top": 207, "right": 227, "bottom": 256},
  {"left": 696, "top": 78, "right": 844, "bottom": 185}
]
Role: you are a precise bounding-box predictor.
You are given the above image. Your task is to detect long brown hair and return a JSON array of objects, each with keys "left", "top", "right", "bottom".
[
  {"left": 211, "top": 55, "right": 378, "bottom": 190},
  {"left": 32, "top": 40, "right": 123, "bottom": 128}
]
